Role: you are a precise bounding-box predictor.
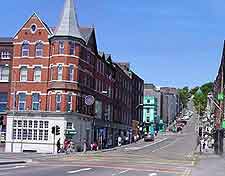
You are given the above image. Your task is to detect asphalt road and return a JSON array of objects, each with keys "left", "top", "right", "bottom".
[{"left": 0, "top": 105, "right": 197, "bottom": 176}]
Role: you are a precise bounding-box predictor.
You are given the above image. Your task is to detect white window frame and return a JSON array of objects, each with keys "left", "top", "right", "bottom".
[
  {"left": 1, "top": 51, "right": 10, "bottom": 59},
  {"left": 21, "top": 42, "right": 29, "bottom": 57},
  {"left": 0, "top": 66, "right": 9, "bottom": 82},
  {"left": 18, "top": 93, "right": 26, "bottom": 111},
  {"left": 67, "top": 94, "right": 72, "bottom": 112},
  {"left": 35, "top": 42, "right": 43, "bottom": 57},
  {"left": 56, "top": 93, "right": 61, "bottom": 112},
  {"left": 69, "top": 65, "right": 74, "bottom": 81},
  {"left": 20, "top": 67, "right": 28, "bottom": 82},
  {"left": 32, "top": 93, "right": 40, "bottom": 111},
  {"left": 66, "top": 122, "right": 73, "bottom": 130},
  {"left": 59, "top": 41, "right": 64, "bottom": 54},
  {"left": 57, "top": 64, "right": 63, "bottom": 80},
  {"left": 33, "top": 66, "right": 41, "bottom": 82},
  {"left": 50, "top": 65, "right": 53, "bottom": 80}
]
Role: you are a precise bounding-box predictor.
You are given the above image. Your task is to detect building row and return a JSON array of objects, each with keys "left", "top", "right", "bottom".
[
  {"left": 0, "top": 0, "right": 143, "bottom": 153},
  {"left": 213, "top": 41, "right": 225, "bottom": 129},
  {"left": 143, "top": 83, "right": 181, "bottom": 133}
]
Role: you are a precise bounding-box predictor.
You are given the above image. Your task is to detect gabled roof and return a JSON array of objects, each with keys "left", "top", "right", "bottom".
[
  {"left": 14, "top": 12, "right": 53, "bottom": 38},
  {"left": 98, "top": 51, "right": 105, "bottom": 58},
  {"left": 54, "top": 0, "right": 84, "bottom": 41},
  {"left": 80, "top": 27, "right": 93, "bottom": 43}
]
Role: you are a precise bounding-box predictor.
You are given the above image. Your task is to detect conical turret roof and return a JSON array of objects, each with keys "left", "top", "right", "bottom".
[{"left": 54, "top": 0, "right": 84, "bottom": 40}]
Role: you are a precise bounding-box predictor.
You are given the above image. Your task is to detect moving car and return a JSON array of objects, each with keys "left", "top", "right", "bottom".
[{"left": 144, "top": 133, "right": 154, "bottom": 142}]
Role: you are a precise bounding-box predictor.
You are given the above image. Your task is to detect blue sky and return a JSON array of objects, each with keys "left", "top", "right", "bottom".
[{"left": 0, "top": 0, "right": 224, "bottom": 88}]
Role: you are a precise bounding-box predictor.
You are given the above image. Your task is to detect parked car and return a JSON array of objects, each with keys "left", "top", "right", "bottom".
[
  {"left": 144, "top": 133, "right": 154, "bottom": 142},
  {"left": 177, "top": 120, "right": 187, "bottom": 125}
]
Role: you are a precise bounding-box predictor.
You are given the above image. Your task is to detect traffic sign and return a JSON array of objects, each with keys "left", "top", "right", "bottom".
[
  {"left": 85, "top": 95, "right": 95, "bottom": 106},
  {"left": 222, "top": 120, "right": 225, "bottom": 129},
  {"left": 65, "top": 130, "right": 77, "bottom": 135},
  {"left": 218, "top": 93, "right": 224, "bottom": 101}
]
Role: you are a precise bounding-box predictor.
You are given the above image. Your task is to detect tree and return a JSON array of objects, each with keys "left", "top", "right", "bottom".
[
  {"left": 178, "top": 86, "right": 190, "bottom": 108},
  {"left": 192, "top": 82, "right": 213, "bottom": 114},
  {"left": 189, "top": 86, "right": 199, "bottom": 96}
]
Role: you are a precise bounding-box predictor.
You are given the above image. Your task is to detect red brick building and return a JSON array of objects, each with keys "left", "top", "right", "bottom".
[
  {"left": 3, "top": 0, "right": 143, "bottom": 153},
  {"left": 0, "top": 37, "right": 13, "bottom": 139}
]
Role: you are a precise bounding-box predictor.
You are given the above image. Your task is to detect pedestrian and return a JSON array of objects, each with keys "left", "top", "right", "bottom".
[
  {"left": 134, "top": 135, "right": 137, "bottom": 143},
  {"left": 57, "top": 138, "right": 61, "bottom": 153},
  {"left": 83, "top": 139, "right": 87, "bottom": 153},
  {"left": 118, "top": 136, "right": 122, "bottom": 147},
  {"left": 125, "top": 136, "right": 129, "bottom": 144}
]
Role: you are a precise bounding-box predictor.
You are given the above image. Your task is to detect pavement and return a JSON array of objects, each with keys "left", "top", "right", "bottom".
[
  {"left": 192, "top": 140, "right": 225, "bottom": 176},
  {"left": 0, "top": 115, "right": 196, "bottom": 176},
  {"left": 0, "top": 104, "right": 201, "bottom": 176}
]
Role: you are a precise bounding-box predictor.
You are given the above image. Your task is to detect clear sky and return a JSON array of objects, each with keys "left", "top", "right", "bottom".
[{"left": 0, "top": 0, "right": 224, "bottom": 88}]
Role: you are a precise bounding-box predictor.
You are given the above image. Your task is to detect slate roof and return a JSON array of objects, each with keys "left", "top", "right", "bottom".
[
  {"left": 80, "top": 27, "right": 93, "bottom": 43},
  {"left": 54, "top": 0, "right": 84, "bottom": 40},
  {"left": 0, "top": 37, "right": 13, "bottom": 43}
]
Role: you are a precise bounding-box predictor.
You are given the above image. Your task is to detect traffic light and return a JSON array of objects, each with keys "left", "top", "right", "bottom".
[
  {"left": 199, "top": 127, "right": 202, "bottom": 137},
  {"left": 0, "top": 116, "right": 3, "bottom": 126},
  {"left": 56, "top": 125, "right": 60, "bottom": 136},
  {"left": 52, "top": 125, "right": 60, "bottom": 135},
  {"left": 51, "top": 126, "right": 56, "bottom": 134}
]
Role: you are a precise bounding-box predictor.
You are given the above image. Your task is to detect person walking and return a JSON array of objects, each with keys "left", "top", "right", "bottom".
[
  {"left": 57, "top": 138, "right": 61, "bottom": 153},
  {"left": 118, "top": 136, "right": 122, "bottom": 147},
  {"left": 83, "top": 139, "right": 87, "bottom": 153}
]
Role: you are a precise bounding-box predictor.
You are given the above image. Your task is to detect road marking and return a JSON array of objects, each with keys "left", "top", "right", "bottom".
[
  {"left": 112, "top": 169, "right": 129, "bottom": 176},
  {"left": 125, "top": 138, "right": 168, "bottom": 151},
  {"left": 42, "top": 163, "right": 184, "bottom": 174},
  {"left": 151, "top": 139, "right": 179, "bottom": 153},
  {"left": 67, "top": 168, "right": 92, "bottom": 174},
  {"left": 149, "top": 173, "right": 157, "bottom": 176},
  {"left": 0, "top": 165, "right": 26, "bottom": 171}
]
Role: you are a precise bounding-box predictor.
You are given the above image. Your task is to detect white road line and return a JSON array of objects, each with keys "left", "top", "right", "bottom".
[
  {"left": 67, "top": 168, "right": 92, "bottom": 174},
  {"left": 112, "top": 169, "right": 129, "bottom": 176},
  {"left": 0, "top": 165, "right": 26, "bottom": 171},
  {"left": 125, "top": 138, "right": 168, "bottom": 151},
  {"left": 149, "top": 173, "right": 157, "bottom": 176}
]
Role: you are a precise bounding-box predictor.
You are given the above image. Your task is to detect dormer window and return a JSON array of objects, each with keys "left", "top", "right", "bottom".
[{"left": 1, "top": 51, "right": 10, "bottom": 59}]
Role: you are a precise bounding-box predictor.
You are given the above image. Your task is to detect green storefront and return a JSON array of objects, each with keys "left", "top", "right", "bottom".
[{"left": 143, "top": 96, "right": 157, "bottom": 134}]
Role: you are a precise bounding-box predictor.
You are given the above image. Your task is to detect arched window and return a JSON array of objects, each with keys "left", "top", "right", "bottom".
[
  {"left": 21, "top": 41, "right": 29, "bottom": 57},
  {"left": 0, "top": 66, "right": 9, "bottom": 81},
  {"left": 36, "top": 42, "right": 43, "bottom": 57},
  {"left": 20, "top": 66, "right": 28, "bottom": 82},
  {"left": 33, "top": 67, "right": 41, "bottom": 81}
]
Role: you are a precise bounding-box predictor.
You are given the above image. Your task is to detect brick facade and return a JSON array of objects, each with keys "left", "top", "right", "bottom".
[{"left": 2, "top": 0, "right": 144, "bottom": 152}]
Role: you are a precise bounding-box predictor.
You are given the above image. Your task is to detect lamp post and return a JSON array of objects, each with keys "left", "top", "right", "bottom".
[{"left": 11, "top": 69, "right": 16, "bottom": 152}]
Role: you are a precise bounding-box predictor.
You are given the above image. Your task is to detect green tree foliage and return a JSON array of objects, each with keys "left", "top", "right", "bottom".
[
  {"left": 178, "top": 86, "right": 190, "bottom": 108},
  {"left": 192, "top": 82, "right": 213, "bottom": 114},
  {"left": 189, "top": 86, "right": 199, "bottom": 96}
]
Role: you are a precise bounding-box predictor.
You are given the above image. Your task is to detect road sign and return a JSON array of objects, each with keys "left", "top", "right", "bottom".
[
  {"left": 65, "top": 130, "right": 77, "bottom": 135},
  {"left": 85, "top": 95, "right": 95, "bottom": 106},
  {"left": 218, "top": 93, "right": 224, "bottom": 101},
  {"left": 222, "top": 120, "right": 225, "bottom": 129}
]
